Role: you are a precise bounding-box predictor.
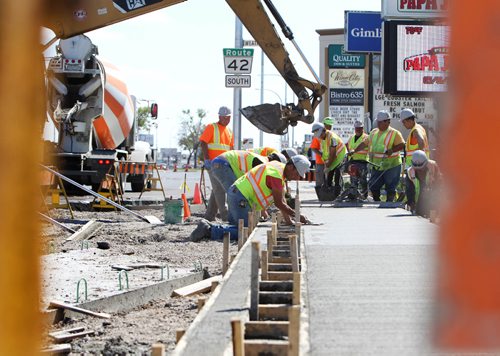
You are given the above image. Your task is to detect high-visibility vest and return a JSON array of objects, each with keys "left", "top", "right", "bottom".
[
  {"left": 235, "top": 162, "right": 285, "bottom": 210},
  {"left": 407, "top": 160, "right": 439, "bottom": 203},
  {"left": 321, "top": 130, "right": 347, "bottom": 170},
  {"left": 368, "top": 127, "right": 402, "bottom": 170},
  {"left": 221, "top": 150, "right": 266, "bottom": 178},
  {"left": 405, "top": 124, "right": 430, "bottom": 166},
  {"left": 250, "top": 147, "right": 277, "bottom": 157},
  {"left": 310, "top": 137, "right": 324, "bottom": 164},
  {"left": 206, "top": 123, "right": 233, "bottom": 160},
  {"left": 348, "top": 133, "right": 369, "bottom": 161}
]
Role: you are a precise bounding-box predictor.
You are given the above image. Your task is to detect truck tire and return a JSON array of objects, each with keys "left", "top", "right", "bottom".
[{"left": 131, "top": 181, "right": 145, "bottom": 192}]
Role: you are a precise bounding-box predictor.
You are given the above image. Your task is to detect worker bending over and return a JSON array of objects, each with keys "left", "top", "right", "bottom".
[
  {"left": 405, "top": 150, "right": 441, "bottom": 217},
  {"left": 249, "top": 146, "right": 278, "bottom": 157},
  {"left": 400, "top": 108, "right": 430, "bottom": 167},
  {"left": 199, "top": 106, "right": 234, "bottom": 221},
  {"left": 346, "top": 120, "right": 369, "bottom": 199},
  {"left": 354, "top": 110, "right": 405, "bottom": 202},
  {"left": 226, "top": 155, "right": 312, "bottom": 226},
  {"left": 311, "top": 121, "right": 347, "bottom": 198}
]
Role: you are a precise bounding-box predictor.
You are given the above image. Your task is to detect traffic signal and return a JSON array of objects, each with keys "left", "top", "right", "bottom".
[{"left": 150, "top": 103, "right": 158, "bottom": 118}]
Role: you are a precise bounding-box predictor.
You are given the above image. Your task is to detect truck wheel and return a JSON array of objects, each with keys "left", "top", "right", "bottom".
[{"left": 131, "top": 182, "right": 145, "bottom": 192}]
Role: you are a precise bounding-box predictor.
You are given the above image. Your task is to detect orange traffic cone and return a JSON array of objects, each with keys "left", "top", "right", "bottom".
[
  {"left": 181, "top": 193, "right": 191, "bottom": 221},
  {"left": 192, "top": 183, "right": 202, "bottom": 205}
]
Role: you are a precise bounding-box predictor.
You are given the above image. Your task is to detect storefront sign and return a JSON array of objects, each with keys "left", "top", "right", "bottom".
[
  {"left": 345, "top": 11, "right": 382, "bottom": 53},
  {"left": 328, "top": 44, "right": 365, "bottom": 69},
  {"left": 382, "top": 0, "right": 448, "bottom": 19}
]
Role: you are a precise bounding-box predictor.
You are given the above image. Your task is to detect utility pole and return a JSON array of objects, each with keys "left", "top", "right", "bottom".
[
  {"left": 259, "top": 50, "right": 264, "bottom": 147},
  {"left": 233, "top": 17, "right": 243, "bottom": 150}
]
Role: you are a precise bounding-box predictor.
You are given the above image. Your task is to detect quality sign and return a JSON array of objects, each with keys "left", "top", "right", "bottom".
[{"left": 345, "top": 11, "right": 382, "bottom": 53}]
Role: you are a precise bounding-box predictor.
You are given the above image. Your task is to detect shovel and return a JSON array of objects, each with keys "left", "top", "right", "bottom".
[{"left": 41, "top": 165, "right": 162, "bottom": 224}]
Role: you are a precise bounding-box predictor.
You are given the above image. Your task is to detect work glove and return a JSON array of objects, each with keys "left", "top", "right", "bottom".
[{"left": 204, "top": 159, "right": 211, "bottom": 170}]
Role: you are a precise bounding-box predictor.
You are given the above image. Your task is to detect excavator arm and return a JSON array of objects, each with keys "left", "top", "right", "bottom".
[{"left": 43, "top": 0, "right": 326, "bottom": 135}]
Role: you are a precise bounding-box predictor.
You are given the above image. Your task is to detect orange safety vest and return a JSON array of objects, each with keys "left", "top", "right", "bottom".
[{"left": 202, "top": 123, "right": 233, "bottom": 160}]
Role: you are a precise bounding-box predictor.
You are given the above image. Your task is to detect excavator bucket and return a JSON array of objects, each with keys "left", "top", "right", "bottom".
[{"left": 240, "top": 103, "right": 290, "bottom": 135}]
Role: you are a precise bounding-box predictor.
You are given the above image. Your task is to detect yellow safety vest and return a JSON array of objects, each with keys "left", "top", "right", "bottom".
[
  {"left": 250, "top": 147, "right": 277, "bottom": 156},
  {"left": 405, "top": 124, "right": 430, "bottom": 166},
  {"left": 221, "top": 150, "right": 266, "bottom": 178},
  {"left": 369, "top": 127, "right": 402, "bottom": 170},
  {"left": 321, "top": 130, "right": 347, "bottom": 170},
  {"left": 348, "top": 133, "right": 369, "bottom": 161},
  {"left": 235, "top": 162, "right": 285, "bottom": 210}
]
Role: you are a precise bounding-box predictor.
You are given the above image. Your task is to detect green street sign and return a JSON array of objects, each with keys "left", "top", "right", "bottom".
[{"left": 223, "top": 48, "right": 254, "bottom": 56}]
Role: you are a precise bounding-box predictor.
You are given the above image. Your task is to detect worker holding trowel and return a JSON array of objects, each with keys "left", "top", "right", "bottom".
[{"left": 353, "top": 110, "right": 405, "bottom": 202}]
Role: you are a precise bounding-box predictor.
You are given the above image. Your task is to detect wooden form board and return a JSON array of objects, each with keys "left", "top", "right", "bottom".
[
  {"left": 171, "top": 275, "right": 222, "bottom": 297},
  {"left": 48, "top": 301, "right": 111, "bottom": 319}
]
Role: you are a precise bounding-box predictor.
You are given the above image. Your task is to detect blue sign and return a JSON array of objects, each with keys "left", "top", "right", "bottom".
[{"left": 345, "top": 11, "right": 382, "bottom": 53}]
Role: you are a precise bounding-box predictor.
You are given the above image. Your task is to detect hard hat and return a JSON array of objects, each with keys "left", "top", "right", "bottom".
[
  {"left": 322, "top": 117, "right": 334, "bottom": 126},
  {"left": 400, "top": 108, "right": 416, "bottom": 121},
  {"left": 312, "top": 122, "right": 325, "bottom": 138},
  {"left": 268, "top": 152, "right": 287, "bottom": 164},
  {"left": 218, "top": 106, "right": 231, "bottom": 116},
  {"left": 411, "top": 150, "right": 428, "bottom": 169},
  {"left": 291, "top": 155, "right": 311, "bottom": 178},
  {"left": 375, "top": 110, "right": 391, "bottom": 122},
  {"left": 354, "top": 120, "right": 364, "bottom": 128},
  {"left": 281, "top": 147, "right": 298, "bottom": 159}
]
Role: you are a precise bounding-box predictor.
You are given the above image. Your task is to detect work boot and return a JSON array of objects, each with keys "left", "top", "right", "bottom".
[
  {"left": 386, "top": 192, "right": 396, "bottom": 202},
  {"left": 190, "top": 219, "right": 212, "bottom": 242},
  {"left": 372, "top": 192, "right": 381, "bottom": 201}
]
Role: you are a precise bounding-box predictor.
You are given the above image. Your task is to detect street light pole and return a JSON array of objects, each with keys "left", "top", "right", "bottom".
[
  {"left": 233, "top": 17, "right": 243, "bottom": 150},
  {"left": 259, "top": 50, "right": 264, "bottom": 147}
]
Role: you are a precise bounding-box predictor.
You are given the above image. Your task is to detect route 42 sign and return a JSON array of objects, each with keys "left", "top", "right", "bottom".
[{"left": 223, "top": 48, "right": 254, "bottom": 74}]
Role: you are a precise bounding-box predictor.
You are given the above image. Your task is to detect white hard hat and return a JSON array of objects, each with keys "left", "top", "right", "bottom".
[
  {"left": 281, "top": 147, "right": 298, "bottom": 159},
  {"left": 218, "top": 106, "right": 231, "bottom": 116},
  {"left": 411, "top": 150, "right": 428, "bottom": 169},
  {"left": 375, "top": 110, "right": 391, "bottom": 123},
  {"left": 400, "top": 108, "right": 416, "bottom": 121},
  {"left": 312, "top": 122, "right": 325, "bottom": 138},
  {"left": 291, "top": 155, "right": 311, "bottom": 178},
  {"left": 354, "top": 120, "right": 364, "bottom": 128},
  {"left": 268, "top": 152, "right": 287, "bottom": 164}
]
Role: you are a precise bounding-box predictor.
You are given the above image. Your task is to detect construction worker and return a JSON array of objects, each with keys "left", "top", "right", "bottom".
[
  {"left": 346, "top": 120, "right": 369, "bottom": 199},
  {"left": 405, "top": 150, "right": 441, "bottom": 217},
  {"left": 400, "top": 108, "right": 430, "bottom": 166},
  {"left": 310, "top": 117, "right": 333, "bottom": 188},
  {"left": 353, "top": 110, "right": 405, "bottom": 202},
  {"left": 199, "top": 106, "right": 234, "bottom": 221},
  {"left": 249, "top": 146, "right": 278, "bottom": 156},
  {"left": 211, "top": 150, "right": 286, "bottom": 191},
  {"left": 226, "top": 155, "right": 312, "bottom": 226},
  {"left": 281, "top": 147, "right": 298, "bottom": 160},
  {"left": 311, "top": 121, "right": 347, "bottom": 198}
]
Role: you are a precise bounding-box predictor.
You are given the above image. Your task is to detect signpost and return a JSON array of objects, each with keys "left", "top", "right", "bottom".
[{"left": 223, "top": 48, "right": 254, "bottom": 88}]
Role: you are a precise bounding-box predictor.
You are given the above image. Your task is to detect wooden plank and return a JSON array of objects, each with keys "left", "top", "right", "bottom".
[
  {"left": 231, "top": 318, "right": 245, "bottom": 356},
  {"left": 151, "top": 343, "right": 165, "bottom": 356},
  {"left": 222, "top": 232, "right": 230, "bottom": 276},
  {"left": 293, "top": 272, "right": 301, "bottom": 306},
  {"left": 197, "top": 296, "right": 206, "bottom": 311},
  {"left": 49, "top": 327, "right": 85, "bottom": 336},
  {"left": 64, "top": 219, "right": 102, "bottom": 243},
  {"left": 266, "top": 231, "right": 273, "bottom": 261},
  {"left": 49, "top": 329, "right": 94, "bottom": 343},
  {"left": 237, "top": 219, "right": 244, "bottom": 250},
  {"left": 288, "top": 305, "right": 300, "bottom": 356},
  {"left": 245, "top": 321, "right": 289, "bottom": 339},
  {"left": 268, "top": 263, "right": 292, "bottom": 272},
  {"left": 111, "top": 265, "right": 134, "bottom": 271},
  {"left": 259, "top": 291, "right": 292, "bottom": 305},
  {"left": 175, "top": 329, "right": 185, "bottom": 344},
  {"left": 40, "top": 343, "right": 72, "bottom": 354},
  {"left": 258, "top": 304, "right": 289, "bottom": 321},
  {"left": 268, "top": 271, "right": 293, "bottom": 281},
  {"left": 171, "top": 275, "right": 222, "bottom": 297},
  {"left": 244, "top": 339, "right": 288, "bottom": 356},
  {"left": 261, "top": 250, "right": 268, "bottom": 280},
  {"left": 290, "top": 235, "right": 299, "bottom": 273},
  {"left": 48, "top": 301, "right": 110, "bottom": 319}
]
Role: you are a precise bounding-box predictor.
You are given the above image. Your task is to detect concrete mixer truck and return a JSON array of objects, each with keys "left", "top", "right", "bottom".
[{"left": 45, "top": 34, "right": 154, "bottom": 192}]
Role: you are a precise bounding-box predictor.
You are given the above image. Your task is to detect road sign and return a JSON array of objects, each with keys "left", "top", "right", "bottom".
[
  {"left": 225, "top": 75, "right": 251, "bottom": 88},
  {"left": 223, "top": 48, "right": 254, "bottom": 74},
  {"left": 243, "top": 40, "right": 259, "bottom": 47}
]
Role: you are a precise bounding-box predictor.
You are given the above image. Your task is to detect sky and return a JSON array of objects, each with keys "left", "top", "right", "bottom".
[{"left": 43, "top": 0, "right": 381, "bottom": 152}]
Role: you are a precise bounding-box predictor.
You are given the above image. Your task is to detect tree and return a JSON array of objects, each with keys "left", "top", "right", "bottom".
[
  {"left": 178, "top": 109, "right": 206, "bottom": 168},
  {"left": 137, "top": 106, "right": 156, "bottom": 132}
]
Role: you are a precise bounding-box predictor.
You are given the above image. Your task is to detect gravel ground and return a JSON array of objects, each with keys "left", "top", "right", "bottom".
[{"left": 41, "top": 205, "right": 237, "bottom": 355}]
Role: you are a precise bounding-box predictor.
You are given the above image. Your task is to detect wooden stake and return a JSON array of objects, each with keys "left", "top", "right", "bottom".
[
  {"left": 175, "top": 329, "right": 185, "bottom": 344},
  {"left": 197, "top": 296, "right": 206, "bottom": 311},
  {"left": 266, "top": 230, "right": 273, "bottom": 260},
  {"left": 271, "top": 212, "right": 277, "bottom": 224},
  {"left": 293, "top": 272, "right": 301, "bottom": 305},
  {"left": 294, "top": 192, "right": 300, "bottom": 223},
  {"left": 276, "top": 211, "right": 283, "bottom": 226},
  {"left": 151, "top": 343, "right": 165, "bottom": 356},
  {"left": 238, "top": 219, "right": 244, "bottom": 250},
  {"left": 271, "top": 223, "right": 278, "bottom": 244},
  {"left": 231, "top": 318, "right": 245, "bottom": 356},
  {"left": 248, "top": 211, "right": 254, "bottom": 233},
  {"left": 222, "top": 232, "right": 230, "bottom": 276},
  {"left": 295, "top": 223, "right": 302, "bottom": 257},
  {"left": 250, "top": 241, "right": 260, "bottom": 321},
  {"left": 243, "top": 227, "right": 249, "bottom": 244},
  {"left": 230, "top": 253, "right": 237, "bottom": 264},
  {"left": 261, "top": 250, "right": 268, "bottom": 281},
  {"left": 288, "top": 305, "right": 300, "bottom": 356},
  {"left": 290, "top": 235, "right": 299, "bottom": 273},
  {"left": 211, "top": 280, "right": 219, "bottom": 293}
]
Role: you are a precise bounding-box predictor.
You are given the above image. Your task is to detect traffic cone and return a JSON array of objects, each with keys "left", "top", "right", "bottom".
[
  {"left": 181, "top": 193, "right": 191, "bottom": 221},
  {"left": 192, "top": 183, "right": 202, "bottom": 205}
]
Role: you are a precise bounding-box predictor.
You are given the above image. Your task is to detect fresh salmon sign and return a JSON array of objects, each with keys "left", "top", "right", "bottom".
[{"left": 382, "top": 0, "right": 448, "bottom": 19}]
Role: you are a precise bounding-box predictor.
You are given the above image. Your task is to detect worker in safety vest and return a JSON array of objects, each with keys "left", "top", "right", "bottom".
[
  {"left": 400, "top": 108, "right": 430, "bottom": 166},
  {"left": 311, "top": 121, "right": 347, "bottom": 198},
  {"left": 226, "top": 155, "right": 312, "bottom": 226},
  {"left": 310, "top": 117, "right": 333, "bottom": 188},
  {"left": 281, "top": 147, "right": 298, "bottom": 160},
  {"left": 211, "top": 150, "right": 286, "bottom": 192},
  {"left": 405, "top": 150, "right": 441, "bottom": 217},
  {"left": 249, "top": 146, "right": 278, "bottom": 157},
  {"left": 354, "top": 110, "right": 405, "bottom": 202},
  {"left": 200, "top": 106, "right": 234, "bottom": 221},
  {"left": 346, "top": 120, "right": 369, "bottom": 199}
]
